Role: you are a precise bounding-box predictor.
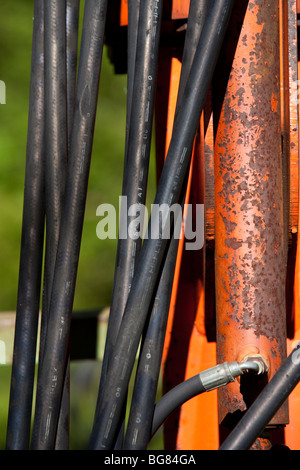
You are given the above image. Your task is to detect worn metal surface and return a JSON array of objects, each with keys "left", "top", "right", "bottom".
[{"left": 214, "top": 0, "right": 288, "bottom": 427}]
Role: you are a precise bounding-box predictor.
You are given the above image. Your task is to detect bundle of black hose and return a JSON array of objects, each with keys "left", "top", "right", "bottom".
[
  {"left": 6, "top": 0, "right": 45, "bottom": 450},
  {"left": 124, "top": 1, "right": 210, "bottom": 449},
  {"left": 219, "top": 344, "right": 300, "bottom": 450},
  {"left": 124, "top": 234, "right": 180, "bottom": 450},
  {"left": 30, "top": 0, "right": 108, "bottom": 450},
  {"left": 92, "top": 2, "right": 162, "bottom": 448},
  {"left": 97, "top": 0, "right": 163, "bottom": 399},
  {"left": 88, "top": 0, "right": 235, "bottom": 451}
]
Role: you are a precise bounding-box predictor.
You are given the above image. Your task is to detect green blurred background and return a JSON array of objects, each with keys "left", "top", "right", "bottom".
[{"left": 0, "top": 0, "right": 160, "bottom": 449}]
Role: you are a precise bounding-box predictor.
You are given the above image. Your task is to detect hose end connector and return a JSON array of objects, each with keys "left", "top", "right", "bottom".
[
  {"left": 200, "top": 361, "right": 244, "bottom": 392},
  {"left": 199, "top": 357, "right": 268, "bottom": 392},
  {"left": 240, "top": 354, "right": 269, "bottom": 376}
]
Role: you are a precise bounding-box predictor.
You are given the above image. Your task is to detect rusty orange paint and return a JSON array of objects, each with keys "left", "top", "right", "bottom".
[
  {"left": 131, "top": 0, "right": 300, "bottom": 450},
  {"left": 271, "top": 93, "right": 279, "bottom": 112},
  {"left": 171, "top": 0, "right": 190, "bottom": 19},
  {"left": 214, "top": 0, "right": 288, "bottom": 429},
  {"left": 159, "top": 0, "right": 300, "bottom": 449}
]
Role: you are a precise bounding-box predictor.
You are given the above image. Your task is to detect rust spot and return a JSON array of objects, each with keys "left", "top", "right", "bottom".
[
  {"left": 271, "top": 92, "right": 279, "bottom": 112},
  {"left": 225, "top": 238, "right": 243, "bottom": 250}
]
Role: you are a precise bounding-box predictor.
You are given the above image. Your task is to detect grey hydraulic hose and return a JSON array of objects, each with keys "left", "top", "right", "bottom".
[
  {"left": 30, "top": 0, "right": 108, "bottom": 449},
  {"left": 219, "top": 344, "right": 300, "bottom": 450},
  {"left": 88, "top": 0, "right": 235, "bottom": 450},
  {"left": 151, "top": 361, "right": 259, "bottom": 438},
  {"left": 6, "top": 0, "right": 45, "bottom": 450}
]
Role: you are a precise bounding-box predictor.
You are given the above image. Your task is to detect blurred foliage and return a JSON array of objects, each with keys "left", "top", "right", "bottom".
[{"left": 0, "top": 0, "right": 160, "bottom": 450}]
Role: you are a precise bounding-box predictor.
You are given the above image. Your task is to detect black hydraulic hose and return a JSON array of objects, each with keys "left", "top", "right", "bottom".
[
  {"left": 32, "top": 0, "right": 68, "bottom": 450},
  {"left": 30, "top": 0, "right": 108, "bottom": 449},
  {"left": 38, "top": 0, "right": 68, "bottom": 364},
  {"left": 97, "top": 0, "right": 143, "bottom": 400},
  {"left": 88, "top": 0, "right": 234, "bottom": 450},
  {"left": 110, "top": 3, "right": 141, "bottom": 450},
  {"left": 219, "top": 344, "right": 300, "bottom": 450},
  {"left": 125, "top": 0, "right": 140, "bottom": 156},
  {"left": 66, "top": 0, "right": 80, "bottom": 148},
  {"left": 151, "top": 372, "right": 206, "bottom": 439},
  {"left": 124, "top": 0, "right": 210, "bottom": 450},
  {"left": 54, "top": 365, "right": 70, "bottom": 450},
  {"left": 115, "top": 0, "right": 162, "bottom": 316},
  {"left": 55, "top": 1, "right": 80, "bottom": 450},
  {"left": 5, "top": 0, "right": 45, "bottom": 450}
]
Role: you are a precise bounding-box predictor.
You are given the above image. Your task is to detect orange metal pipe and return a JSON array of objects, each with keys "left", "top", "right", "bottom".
[{"left": 214, "top": 0, "right": 289, "bottom": 434}]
